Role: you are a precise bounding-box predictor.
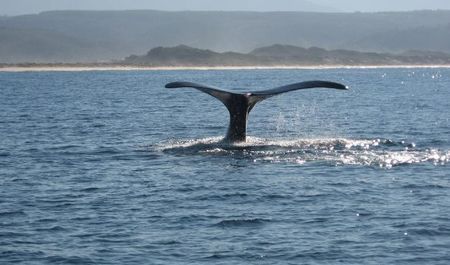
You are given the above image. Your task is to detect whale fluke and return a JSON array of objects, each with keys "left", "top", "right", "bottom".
[{"left": 165, "top": 81, "right": 348, "bottom": 142}]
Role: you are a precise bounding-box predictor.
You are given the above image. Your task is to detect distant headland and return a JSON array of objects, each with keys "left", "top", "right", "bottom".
[
  {"left": 2, "top": 44, "right": 450, "bottom": 71},
  {"left": 122, "top": 44, "right": 450, "bottom": 67}
]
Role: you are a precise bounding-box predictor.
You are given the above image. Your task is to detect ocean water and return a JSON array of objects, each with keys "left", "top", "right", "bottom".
[{"left": 1, "top": 68, "right": 449, "bottom": 264}]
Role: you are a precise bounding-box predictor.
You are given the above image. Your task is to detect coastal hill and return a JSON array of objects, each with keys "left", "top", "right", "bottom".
[
  {"left": 122, "top": 44, "right": 450, "bottom": 66},
  {"left": 2, "top": 10, "right": 450, "bottom": 63}
]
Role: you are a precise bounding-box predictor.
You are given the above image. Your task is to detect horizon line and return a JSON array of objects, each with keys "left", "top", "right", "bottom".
[{"left": 3, "top": 8, "right": 450, "bottom": 17}]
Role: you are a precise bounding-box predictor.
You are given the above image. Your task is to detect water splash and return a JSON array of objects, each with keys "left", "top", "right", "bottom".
[{"left": 157, "top": 137, "right": 449, "bottom": 168}]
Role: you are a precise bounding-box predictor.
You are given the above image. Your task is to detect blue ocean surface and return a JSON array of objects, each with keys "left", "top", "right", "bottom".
[{"left": 0, "top": 68, "right": 449, "bottom": 264}]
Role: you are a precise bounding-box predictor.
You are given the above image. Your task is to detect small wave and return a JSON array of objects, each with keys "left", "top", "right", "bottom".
[
  {"left": 156, "top": 137, "right": 449, "bottom": 168},
  {"left": 0, "top": 231, "right": 31, "bottom": 237},
  {"left": 204, "top": 253, "right": 228, "bottom": 260},
  {"left": 194, "top": 192, "right": 249, "bottom": 201},
  {"left": 152, "top": 239, "right": 182, "bottom": 245},
  {"left": 44, "top": 255, "right": 94, "bottom": 264},
  {"left": 262, "top": 194, "right": 291, "bottom": 199},
  {"left": 403, "top": 226, "right": 450, "bottom": 237},
  {"left": 79, "top": 187, "right": 101, "bottom": 192},
  {"left": 92, "top": 146, "right": 122, "bottom": 155},
  {"left": 47, "top": 144, "right": 82, "bottom": 151},
  {"left": 35, "top": 218, "right": 58, "bottom": 223},
  {"left": 215, "top": 218, "right": 269, "bottom": 228},
  {"left": 0, "top": 152, "right": 10, "bottom": 157},
  {"left": 35, "top": 226, "right": 67, "bottom": 232},
  {"left": 0, "top": 210, "right": 26, "bottom": 217}
]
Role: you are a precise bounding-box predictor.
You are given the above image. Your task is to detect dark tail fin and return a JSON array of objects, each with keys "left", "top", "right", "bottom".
[
  {"left": 247, "top": 80, "right": 348, "bottom": 106},
  {"left": 165, "top": 81, "right": 348, "bottom": 142}
]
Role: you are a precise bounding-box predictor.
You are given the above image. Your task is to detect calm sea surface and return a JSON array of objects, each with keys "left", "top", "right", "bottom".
[{"left": 1, "top": 68, "right": 449, "bottom": 264}]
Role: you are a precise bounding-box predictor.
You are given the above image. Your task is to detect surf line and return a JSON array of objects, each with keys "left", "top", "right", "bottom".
[{"left": 166, "top": 81, "right": 348, "bottom": 143}]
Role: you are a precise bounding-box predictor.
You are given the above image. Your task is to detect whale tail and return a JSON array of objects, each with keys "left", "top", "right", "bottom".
[{"left": 165, "top": 81, "right": 348, "bottom": 142}]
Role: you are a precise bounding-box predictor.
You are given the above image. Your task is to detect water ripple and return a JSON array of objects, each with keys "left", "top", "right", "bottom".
[{"left": 2, "top": 69, "right": 450, "bottom": 265}]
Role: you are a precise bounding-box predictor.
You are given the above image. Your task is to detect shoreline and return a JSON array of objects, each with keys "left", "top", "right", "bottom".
[{"left": 2, "top": 64, "right": 450, "bottom": 72}]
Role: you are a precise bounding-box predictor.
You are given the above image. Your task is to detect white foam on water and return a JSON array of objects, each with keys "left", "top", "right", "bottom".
[{"left": 157, "top": 137, "right": 449, "bottom": 167}]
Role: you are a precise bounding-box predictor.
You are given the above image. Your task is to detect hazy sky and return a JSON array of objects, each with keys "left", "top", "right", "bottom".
[{"left": 2, "top": 0, "right": 450, "bottom": 16}]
